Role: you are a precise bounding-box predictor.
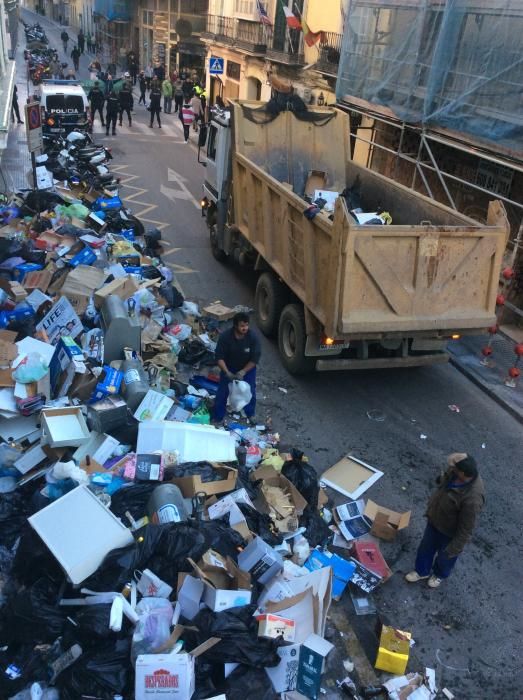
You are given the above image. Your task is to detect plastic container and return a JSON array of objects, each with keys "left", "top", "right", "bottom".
[
  {"left": 292, "top": 535, "right": 311, "bottom": 566},
  {"left": 121, "top": 351, "right": 149, "bottom": 411},
  {"left": 147, "top": 484, "right": 189, "bottom": 524}
]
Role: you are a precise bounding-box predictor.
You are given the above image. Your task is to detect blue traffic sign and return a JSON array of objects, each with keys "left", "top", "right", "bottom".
[{"left": 209, "top": 56, "right": 224, "bottom": 75}]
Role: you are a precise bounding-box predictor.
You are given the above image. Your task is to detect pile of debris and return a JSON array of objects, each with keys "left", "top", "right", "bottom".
[{"left": 0, "top": 143, "right": 450, "bottom": 700}]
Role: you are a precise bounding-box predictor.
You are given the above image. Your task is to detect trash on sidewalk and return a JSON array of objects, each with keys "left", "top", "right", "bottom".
[
  {"left": 375, "top": 625, "right": 412, "bottom": 675},
  {"left": 320, "top": 454, "right": 384, "bottom": 499}
]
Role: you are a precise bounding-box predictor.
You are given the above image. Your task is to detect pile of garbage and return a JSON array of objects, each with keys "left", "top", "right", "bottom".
[{"left": 0, "top": 137, "right": 448, "bottom": 700}]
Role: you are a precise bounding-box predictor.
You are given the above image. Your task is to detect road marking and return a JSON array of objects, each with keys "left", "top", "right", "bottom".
[{"left": 159, "top": 167, "right": 200, "bottom": 209}]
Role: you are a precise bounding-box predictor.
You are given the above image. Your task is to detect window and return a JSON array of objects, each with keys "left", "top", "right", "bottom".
[
  {"left": 207, "top": 125, "right": 217, "bottom": 160},
  {"left": 226, "top": 60, "right": 241, "bottom": 80},
  {"left": 46, "top": 96, "right": 85, "bottom": 113}
]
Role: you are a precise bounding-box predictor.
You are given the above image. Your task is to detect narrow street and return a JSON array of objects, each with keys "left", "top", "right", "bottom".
[{"left": 7, "top": 11, "right": 523, "bottom": 698}]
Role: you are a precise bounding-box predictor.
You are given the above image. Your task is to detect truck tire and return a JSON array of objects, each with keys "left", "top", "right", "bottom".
[
  {"left": 209, "top": 224, "right": 227, "bottom": 263},
  {"left": 255, "top": 272, "right": 288, "bottom": 337},
  {"left": 278, "top": 304, "right": 315, "bottom": 375}
]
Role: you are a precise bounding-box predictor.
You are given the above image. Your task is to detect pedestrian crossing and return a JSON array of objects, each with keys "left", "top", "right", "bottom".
[{"left": 91, "top": 107, "right": 200, "bottom": 145}]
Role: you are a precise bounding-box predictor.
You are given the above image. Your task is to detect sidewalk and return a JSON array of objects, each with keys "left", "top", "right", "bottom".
[{"left": 448, "top": 332, "right": 523, "bottom": 423}]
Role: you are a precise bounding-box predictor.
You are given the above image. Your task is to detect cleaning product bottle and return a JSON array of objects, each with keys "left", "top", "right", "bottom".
[
  {"left": 147, "top": 484, "right": 189, "bottom": 524},
  {"left": 121, "top": 348, "right": 149, "bottom": 411}
]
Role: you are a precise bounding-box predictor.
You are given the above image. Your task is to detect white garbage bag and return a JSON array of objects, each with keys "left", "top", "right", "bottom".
[{"left": 227, "top": 379, "right": 252, "bottom": 412}]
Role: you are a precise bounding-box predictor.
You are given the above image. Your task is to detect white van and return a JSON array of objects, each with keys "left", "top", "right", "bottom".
[{"left": 38, "top": 80, "right": 90, "bottom": 135}]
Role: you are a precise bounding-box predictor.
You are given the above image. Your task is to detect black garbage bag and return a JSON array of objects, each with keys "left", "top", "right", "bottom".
[
  {"left": 171, "top": 461, "right": 224, "bottom": 482},
  {"left": 159, "top": 281, "right": 184, "bottom": 308},
  {"left": 109, "top": 481, "right": 158, "bottom": 521},
  {"left": 6, "top": 577, "right": 69, "bottom": 643},
  {"left": 0, "top": 644, "right": 50, "bottom": 696},
  {"left": 178, "top": 338, "right": 209, "bottom": 365},
  {"left": 186, "top": 605, "right": 282, "bottom": 668},
  {"left": 11, "top": 526, "right": 64, "bottom": 586},
  {"left": 300, "top": 505, "right": 332, "bottom": 548},
  {"left": 58, "top": 639, "right": 131, "bottom": 700},
  {"left": 223, "top": 664, "right": 278, "bottom": 700},
  {"left": 73, "top": 604, "right": 132, "bottom": 644},
  {"left": 0, "top": 492, "right": 34, "bottom": 548},
  {"left": 282, "top": 448, "right": 319, "bottom": 510},
  {"left": 235, "top": 464, "right": 262, "bottom": 501},
  {"left": 84, "top": 522, "right": 210, "bottom": 591},
  {"left": 192, "top": 658, "right": 220, "bottom": 699},
  {"left": 193, "top": 519, "right": 246, "bottom": 561},
  {"left": 237, "top": 504, "right": 283, "bottom": 546}
]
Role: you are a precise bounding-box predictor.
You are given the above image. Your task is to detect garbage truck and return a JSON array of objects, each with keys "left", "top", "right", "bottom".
[{"left": 200, "top": 101, "right": 509, "bottom": 374}]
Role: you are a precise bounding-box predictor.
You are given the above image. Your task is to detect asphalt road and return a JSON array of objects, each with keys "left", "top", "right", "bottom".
[{"left": 22, "top": 12, "right": 523, "bottom": 697}]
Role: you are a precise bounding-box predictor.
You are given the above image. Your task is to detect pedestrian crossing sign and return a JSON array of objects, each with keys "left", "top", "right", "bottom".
[{"left": 209, "top": 56, "right": 224, "bottom": 75}]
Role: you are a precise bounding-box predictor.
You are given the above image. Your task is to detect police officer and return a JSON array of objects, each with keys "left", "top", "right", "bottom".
[
  {"left": 105, "top": 90, "right": 119, "bottom": 135},
  {"left": 118, "top": 81, "right": 133, "bottom": 127},
  {"left": 148, "top": 79, "right": 162, "bottom": 129},
  {"left": 87, "top": 81, "right": 105, "bottom": 128}
]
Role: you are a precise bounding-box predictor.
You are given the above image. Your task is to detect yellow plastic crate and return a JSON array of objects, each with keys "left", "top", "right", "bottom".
[{"left": 375, "top": 625, "right": 412, "bottom": 675}]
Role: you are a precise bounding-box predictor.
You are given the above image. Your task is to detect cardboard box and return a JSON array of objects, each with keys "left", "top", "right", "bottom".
[
  {"left": 177, "top": 574, "right": 205, "bottom": 621},
  {"left": 296, "top": 633, "right": 334, "bottom": 700},
  {"left": 189, "top": 550, "right": 252, "bottom": 612},
  {"left": 87, "top": 395, "right": 128, "bottom": 433},
  {"left": 375, "top": 625, "right": 411, "bottom": 675},
  {"left": 23, "top": 268, "right": 54, "bottom": 292},
  {"left": 73, "top": 432, "right": 119, "bottom": 467},
  {"left": 0, "top": 329, "right": 18, "bottom": 366},
  {"left": 364, "top": 500, "right": 411, "bottom": 541},
  {"left": 258, "top": 568, "right": 332, "bottom": 640},
  {"left": 28, "top": 484, "right": 134, "bottom": 584},
  {"left": 238, "top": 536, "right": 283, "bottom": 585},
  {"left": 171, "top": 462, "right": 237, "bottom": 498},
  {"left": 36, "top": 296, "right": 83, "bottom": 345},
  {"left": 304, "top": 549, "right": 356, "bottom": 601},
  {"left": 94, "top": 275, "right": 140, "bottom": 308},
  {"left": 49, "top": 336, "right": 86, "bottom": 394},
  {"left": 202, "top": 303, "right": 235, "bottom": 321},
  {"left": 41, "top": 406, "right": 91, "bottom": 447},
  {"left": 135, "top": 639, "right": 220, "bottom": 700},
  {"left": 0, "top": 278, "right": 27, "bottom": 303},
  {"left": 265, "top": 643, "right": 301, "bottom": 693},
  {"left": 257, "top": 613, "right": 296, "bottom": 641},
  {"left": 253, "top": 466, "right": 307, "bottom": 534},
  {"left": 320, "top": 455, "right": 383, "bottom": 500},
  {"left": 12, "top": 263, "right": 43, "bottom": 283},
  {"left": 134, "top": 389, "right": 175, "bottom": 422}
]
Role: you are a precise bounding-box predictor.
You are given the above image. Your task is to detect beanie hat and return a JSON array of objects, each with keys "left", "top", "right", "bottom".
[{"left": 448, "top": 452, "right": 478, "bottom": 478}]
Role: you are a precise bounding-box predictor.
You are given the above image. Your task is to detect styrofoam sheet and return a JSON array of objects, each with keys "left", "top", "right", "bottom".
[
  {"left": 136, "top": 421, "right": 237, "bottom": 463},
  {"left": 28, "top": 485, "right": 134, "bottom": 584}
]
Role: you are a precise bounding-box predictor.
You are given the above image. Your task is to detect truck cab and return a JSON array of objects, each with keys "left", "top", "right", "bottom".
[{"left": 37, "top": 80, "right": 90, "bottom": 135}]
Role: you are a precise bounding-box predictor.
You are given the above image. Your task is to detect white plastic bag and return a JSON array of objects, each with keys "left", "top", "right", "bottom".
[{"left": 227, "top": 379, "right": 252, "bottom": 412}]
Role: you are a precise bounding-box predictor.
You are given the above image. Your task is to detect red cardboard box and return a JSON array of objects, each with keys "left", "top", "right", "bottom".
[{"left": 351, "top": 541, "right": 391, "bottom": 580}]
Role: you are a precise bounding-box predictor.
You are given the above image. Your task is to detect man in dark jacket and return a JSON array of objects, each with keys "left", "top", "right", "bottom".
[
  {"left": 71, "top": 46, "right": 80, "bottom": 72},
  {"left": 87, "top": 81, "right": 105, "bottom": 128},
  {"left": 148, "top": 80, "right": 162, "bottom": 128},
  {"left": 129, "top": 56, "right": 138, "bottom": 85},
  {"left": 118, "top": 82, "right": 133, "bottom": 126},
  {"left": 77, "top": 30, "right": 85, "bottom": 54},
  {"left": 406, "top": 453, "right": 485, "bottom": 588},
  {"left": 212, "top": 312, "right": 261, "bottom": 425},
  {"left": 138, "top": 71, "right": 147, "bottom": 105},
  {"left": 61, "top": 30, "right": 69, "bottom": 52},
  {"left": 105, "top": 90, "right": 119, "bottom": 135}
]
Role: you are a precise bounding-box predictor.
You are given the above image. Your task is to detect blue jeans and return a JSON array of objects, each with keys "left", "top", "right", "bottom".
[
  {"left": 414, "top": 521, "right": 458, "bottom": 579},
  {"left": 213, "top": 367, "right": 256, "bottom": 421}
]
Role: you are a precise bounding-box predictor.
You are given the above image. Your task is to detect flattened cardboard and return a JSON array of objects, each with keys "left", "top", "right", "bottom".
[
  {"left": 189, "top": 551, "right": 252, "bottom": 612},
  {"left": 265, "top": 643, "right": 301, "bottom": 693},
  {"left": 320, "top": 455, "right": 383, "bottom": 500},
  {"left": 94, "top": 275, "right": 139, "bottom": 308},
  {"left": 202, "top": 303, "right": 235, "bottom": 321},
  {"left": 364, "top": 500, "right": 411, "bottom": 541},
  {"left": 23, "top": 268, "right": 54, "bottom": 292}
]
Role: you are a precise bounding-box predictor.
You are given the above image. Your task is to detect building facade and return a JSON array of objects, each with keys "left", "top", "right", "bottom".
[
  {"left": 0, "top": 0, "right": 16, "bottom": 151},
  {"left": 201, "top": 0, "right": 343, "bottom": 106}
]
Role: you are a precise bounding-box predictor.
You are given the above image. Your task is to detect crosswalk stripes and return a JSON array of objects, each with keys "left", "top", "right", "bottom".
[{"left": 92, "top": 113, "right": 186, "bottom": 141}]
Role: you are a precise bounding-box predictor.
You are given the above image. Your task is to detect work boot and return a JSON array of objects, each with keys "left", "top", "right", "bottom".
[
  {"left": 106, "top": 129, "right": 109, "bottom": 135},
  {"left": 149, "top": 124, "right": 153, "bottom": 128},
  {"left": 427, "top": 575, "right": 442, "bottom": 588},
  {"left": 101, "top": 121, "right": 105, "bottom": 127},
  {"left": 405, "top": 571, "right": 429, "bottom": 583}
]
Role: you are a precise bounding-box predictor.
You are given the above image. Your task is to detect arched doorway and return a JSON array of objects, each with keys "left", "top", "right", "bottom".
[{"left": 246, "top": 76, "right": 262, "bottom": 100}]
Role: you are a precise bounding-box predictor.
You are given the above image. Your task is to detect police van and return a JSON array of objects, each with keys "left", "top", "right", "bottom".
[{"left": 37, "top": 80, "right": 90, "bottom": 135}]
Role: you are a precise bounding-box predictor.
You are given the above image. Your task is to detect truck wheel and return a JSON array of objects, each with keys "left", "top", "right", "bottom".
[
  {"left": 255, "top": 272, "right": 288, "bottom": 337},
  {"left": 278, "top": 304, "right": 315, "bottom": 375},
  {"left": 209, "top": 224, "right": 227, "bottom": 263}
]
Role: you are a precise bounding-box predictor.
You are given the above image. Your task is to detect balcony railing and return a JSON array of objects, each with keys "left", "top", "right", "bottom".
[
  {"left": 267, "top": 29, "right": 304, "bottom": 65},
  {"left": 202, "top": 14, "right": 267, "bottom": 53},
  {"left": 315, "top": 32, "right": 342, "bottom": 76}
]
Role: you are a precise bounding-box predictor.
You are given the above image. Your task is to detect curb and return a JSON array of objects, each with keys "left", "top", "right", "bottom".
[{"left": 449, "top": 355, "right": 523, "bottom": 425}]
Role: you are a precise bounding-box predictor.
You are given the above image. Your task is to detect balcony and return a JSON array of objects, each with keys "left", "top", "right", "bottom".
[
  {"left": 315, "top": 32, "right": 342, "bottom": 76},
  {"left": 202, "top": 15, "right": 267, "bottom": 54},
  {"left": 267, "top": 29, "right": 305, "bottom": 66}
]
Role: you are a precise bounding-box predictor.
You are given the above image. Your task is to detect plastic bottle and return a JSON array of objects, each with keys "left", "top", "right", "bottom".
[
  {"left": 147, "top": 484, "right": 189, "bottom": 524},
  {"left": 121, "top": 348, "right": 149, "bottom": 411},
  {"left": 48, "top": 643, "right": 83, "bottom": 682},
  {"left": 292, "top": 535, "right": 311, "bottom": 566}
]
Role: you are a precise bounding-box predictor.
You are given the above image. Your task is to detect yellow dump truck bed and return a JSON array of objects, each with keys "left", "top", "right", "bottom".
[{"left": 231, "top": 102, "right": 509, "bottom": 339}]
